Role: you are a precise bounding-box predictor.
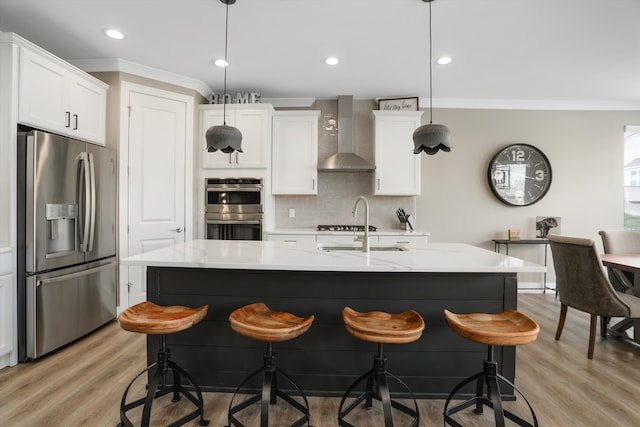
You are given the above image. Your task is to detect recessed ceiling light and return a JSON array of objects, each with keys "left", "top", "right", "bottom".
[
  {"left": 325, "top": 57, "right": 340, "bottom": 65},
  {"left": 214, "top": 59, "right": 229, "bottom": 67},
  {"left": 104, "top": 29, "right": 124, "bottom": 40},
  {"left": 436, "top": 56, "right": 453, "bottom": 65}
]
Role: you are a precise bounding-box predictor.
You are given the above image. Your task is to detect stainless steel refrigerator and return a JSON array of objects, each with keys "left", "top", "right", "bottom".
[{"left": 17, "top": 129, "right": 117, "bottom": 361}]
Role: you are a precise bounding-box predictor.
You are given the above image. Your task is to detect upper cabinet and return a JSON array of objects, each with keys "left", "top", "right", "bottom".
[
  {"left": 371, "top": 111, "right": 423, "bottom": 196},
  {"left": 18, "top": 46, "right": 107, "bottom": 145},
  {"left": 200, "top": 104, "right": 274, "bottom": 169},
  {"left": 272, "top": 111, "right": 320, "bottom": 195}
]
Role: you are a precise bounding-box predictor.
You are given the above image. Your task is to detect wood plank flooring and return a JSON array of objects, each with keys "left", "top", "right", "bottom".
[{"left": 1, "top": 293, "right": 640, "bottom": 426}]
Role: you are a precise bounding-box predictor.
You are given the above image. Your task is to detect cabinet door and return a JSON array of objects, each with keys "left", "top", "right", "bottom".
[
  {"left": 201, "top": 109, "right": 235, "bottom": 168},
  {"left": 18, "top": 47, "right": 67, "bottom": 134},
  {"left": 66, "top": 75, "right": 107, "bottom": 145},
  {"left": 0, "top": 273, "right": 13, "bottom": 360},
  {"left": 235, "top": 109, "right": 269, "bottom": 168},
  {"left": 372, "top": 112, "right": 422, "bottom": 195},
  {"left": 272, "top": 112, "right": 319, "bottom": 194}
]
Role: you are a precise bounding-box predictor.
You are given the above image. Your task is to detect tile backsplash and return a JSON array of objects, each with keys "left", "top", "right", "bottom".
[{"left": 274, "top": 99, "right": 417, "bottom": 230}]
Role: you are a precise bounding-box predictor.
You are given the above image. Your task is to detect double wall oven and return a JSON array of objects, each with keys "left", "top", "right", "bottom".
[{"left": 205, "top": 178, "right": 263, "bottom": 240}]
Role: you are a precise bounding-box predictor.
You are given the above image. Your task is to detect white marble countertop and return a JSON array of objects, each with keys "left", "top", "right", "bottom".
[{"left": 121, "top": 239, "right": 545, "bottom": 273}]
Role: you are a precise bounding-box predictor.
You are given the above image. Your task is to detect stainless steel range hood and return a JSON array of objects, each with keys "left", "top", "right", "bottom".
[{"left": 318, "top": 96, "right": 375, "bottom": 172}]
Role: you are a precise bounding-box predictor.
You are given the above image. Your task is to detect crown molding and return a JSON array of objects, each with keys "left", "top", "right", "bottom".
[
  {"left": 422, "top": 97, "right": 640, "bottom": 111},
  {"left": 69, "top": 58, "right": 213, "bottom": 99}
]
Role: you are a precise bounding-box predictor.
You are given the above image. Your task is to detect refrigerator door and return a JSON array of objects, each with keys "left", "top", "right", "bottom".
[
  {"left": 24, "top": 130, "right": 86, "bottom": 272},
  {"left": 85, "top": 143, "right": 117, "bottom": 261},
  {"left": 26, "top": 259, "right": 117, "bottom": 359}
]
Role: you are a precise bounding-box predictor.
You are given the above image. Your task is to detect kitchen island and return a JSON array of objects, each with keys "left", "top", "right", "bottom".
[{"left": 121, "top": 239, "right": 545, "bottom": 398}]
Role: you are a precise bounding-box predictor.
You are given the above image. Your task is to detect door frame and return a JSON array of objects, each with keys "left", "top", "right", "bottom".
[{"left": 118, "top": 81, "right": 194, "bottom": 312}]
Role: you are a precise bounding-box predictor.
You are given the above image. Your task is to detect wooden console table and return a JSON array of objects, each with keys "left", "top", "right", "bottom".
[{"left": 493, "top": 239, "right": 553, "bottom": 294}]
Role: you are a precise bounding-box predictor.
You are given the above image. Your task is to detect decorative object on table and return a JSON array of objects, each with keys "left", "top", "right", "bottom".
[
  {"left": 396, "top": 207, "right": 414, "bottom": 230},
  {"left": 535, "top": 216, "right": 560, "bottom": 238},
  {"left": 378, "top": 96, "right": 419, "bottom": 111},
  {"left": 205, "top": 0, "right": 243, "bottom": 154},
  {"left": 488, "top": 143, "right": 552, "bottom": 206},
  {"left": 413, "top": 0, "right": 452, "bottom": 156},
  {"left": 508, "top": 228, "right": 521, "bottom": 241}
]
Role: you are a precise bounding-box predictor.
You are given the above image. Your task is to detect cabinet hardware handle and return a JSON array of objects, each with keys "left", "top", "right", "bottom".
[
  {"left": 73, "top": 114, "right": 78, "bottom": 130},
  {"left": 377, "top": 179, "right": 380, "bottom": 190},
  {"left": 65, "top": 112, "right": 71, "bottom": 128},
  {"left": 312, "top": 178, "right": 315, "bottom": 190}
]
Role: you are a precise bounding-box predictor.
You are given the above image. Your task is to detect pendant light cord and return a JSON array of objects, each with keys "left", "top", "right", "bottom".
[
  {"left": 223, "top": 0, "right": 230, "bottom": 125},
  {"left": 429, "top": 0, "right": 433, "bottom": 125}
]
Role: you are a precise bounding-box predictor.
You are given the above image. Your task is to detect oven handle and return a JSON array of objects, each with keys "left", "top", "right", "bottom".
[{"left": 206, "top": 219, "right": 262, "bottom": 225}]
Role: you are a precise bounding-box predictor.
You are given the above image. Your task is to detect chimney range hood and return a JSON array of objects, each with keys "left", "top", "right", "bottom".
[{"left": 317, "top": 96, "right": 375, "bottom": 172}]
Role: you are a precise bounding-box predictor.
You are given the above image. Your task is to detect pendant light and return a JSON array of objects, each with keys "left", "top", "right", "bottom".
[
  {"left": 413, "top": 0, "right": 451, "bottom": 155},
  {"left": 206, "top": 0, "right": 243, "bottom": 154}
]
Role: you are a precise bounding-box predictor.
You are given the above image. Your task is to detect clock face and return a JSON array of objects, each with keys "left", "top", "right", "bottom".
[{"left": 488, "top": 144, "right": 552, "bottom": 206}]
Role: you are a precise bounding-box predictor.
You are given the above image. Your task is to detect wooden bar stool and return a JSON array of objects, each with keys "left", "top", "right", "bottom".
[
  {"left": 117, "top": 301, "right": 209, "bottom": 427},
  {"left": 227, "top": 302, "right": 314, "bottom": 427},
  {"left": 338, "top": 306, "right": 425, "bottom": 427},
  {"left": 443, "top": 309, "right": 539, "bottom": 427}
]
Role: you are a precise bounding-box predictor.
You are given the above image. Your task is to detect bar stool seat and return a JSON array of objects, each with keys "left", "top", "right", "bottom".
[
  {"left": 227, "top": 303, "right": 314, "bottom": 427},
  {"left": 117, "top": 301, "right": 209, "bottom": 427},
  {"left": 443, "top": 309, "right": 539, "bottom": 427},
  {"left": 338, "top": 307, "right": 425, "bottom": 427}
]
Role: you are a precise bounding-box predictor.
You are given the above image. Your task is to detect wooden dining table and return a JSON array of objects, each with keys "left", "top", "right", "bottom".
[{"left": 600, "top": 253, "right": 640, "bottom": 343}]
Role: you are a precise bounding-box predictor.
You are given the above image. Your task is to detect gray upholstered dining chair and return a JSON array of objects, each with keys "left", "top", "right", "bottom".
[
  {"left": 548, "top": 234, "right": 640, "bottom": 359},
  {"left": 599, "top": 230, "right": 640, "bottom": 292}
]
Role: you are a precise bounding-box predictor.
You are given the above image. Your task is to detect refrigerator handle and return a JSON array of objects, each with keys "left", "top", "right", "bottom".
[
  {"left": 88, "top": 152, "right": 96, "bottom": 252},
  {"left": 77, "top": 152, "right": 91, "bottom": 252}
]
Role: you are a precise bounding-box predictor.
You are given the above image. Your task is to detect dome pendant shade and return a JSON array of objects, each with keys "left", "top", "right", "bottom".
[
  {"left": 206, "top": 124, "right": 243, "bottom": 153},
  {"left": 412, "top": 123, "right": 451, "bottom": 155}
]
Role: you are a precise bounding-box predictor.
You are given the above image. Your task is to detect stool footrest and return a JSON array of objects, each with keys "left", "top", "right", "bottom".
[
  {"left": 444, "top": 358, "right": 538, "bottom": 427},
  {"left": 227, "top": 350, "right": 310, "bottom": 427},
  {"left": 118, "top": 347, "right": 209, "bottom": 427},
  {"left": 338, "top": 352, "right": 419, "bottom": 427}
]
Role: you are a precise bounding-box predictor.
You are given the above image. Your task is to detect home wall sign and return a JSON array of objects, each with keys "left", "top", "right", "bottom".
[
  {"left": 209, "top": 92, "right": 261, "bottom": 104},
  {"left": 488, "top": 143, "right": 552, "bottom": 206}
]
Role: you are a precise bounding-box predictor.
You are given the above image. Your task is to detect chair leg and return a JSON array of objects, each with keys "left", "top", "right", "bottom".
[
  {"left": 555, "top": 303, "right": 567, "bottom": 340},
  {"left": 588, "top": 314, "right": 597, "bottom": 359},
  {"left": 600, "top": 316, "right": 608, "bottom": 338}
]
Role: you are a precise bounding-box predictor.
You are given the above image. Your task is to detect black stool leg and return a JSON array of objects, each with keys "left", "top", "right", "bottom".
[
  {"left": 118, "top": 335, "right": 209, "bottom": 427},
  {"left": 227, "top": 342, "right": 310, "bottom": 427},
  {"left": 338, "top": 343, "right": 419, "bottom": 427},
  {"left": 443, "top": 345, "right": 537, "bottom": 427}
]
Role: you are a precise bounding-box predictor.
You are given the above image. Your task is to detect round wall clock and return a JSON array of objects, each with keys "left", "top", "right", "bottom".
[{"left": 487, "top": 143, "right": 552, "bottom": 206}]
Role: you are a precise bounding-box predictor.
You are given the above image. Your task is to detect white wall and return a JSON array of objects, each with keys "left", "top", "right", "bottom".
[{"left": 417, "top": 108, "right": 640, "bottom": 284}]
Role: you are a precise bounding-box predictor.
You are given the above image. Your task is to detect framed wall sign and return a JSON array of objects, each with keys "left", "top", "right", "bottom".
[{"left": 378, "top": 97, "right": 419, "bottom": 111}]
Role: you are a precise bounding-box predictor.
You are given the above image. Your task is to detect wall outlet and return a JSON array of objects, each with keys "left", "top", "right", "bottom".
[{"left": 288, "top": 208, "right": 295, "bottom": 218}]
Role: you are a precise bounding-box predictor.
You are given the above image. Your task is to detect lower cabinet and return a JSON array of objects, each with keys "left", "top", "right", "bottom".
[{"left": 266, "top": 234, "right": 317, "bottom": 242}]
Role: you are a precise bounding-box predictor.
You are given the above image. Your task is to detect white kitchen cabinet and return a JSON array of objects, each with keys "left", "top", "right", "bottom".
[
  {"left": 378, "top": 234, "right": 428, "bottom": 246},
  {"left": 316, "top": 234, "right": 359, "bottom": 244},
  {"left": 371, "top": 111, "right": 423, "bottom": 195},
  {"left": 18, "top": 46, "right": 107, "bottom": 145},
  {"left": 272, "top": 111, "right": 320, "bottom": 195},
  {"left": 266, "top": 233, "right": 317, "bottom": 242},
  {"left": 200, "top": 104, "right": 274, "bottom": 169}
]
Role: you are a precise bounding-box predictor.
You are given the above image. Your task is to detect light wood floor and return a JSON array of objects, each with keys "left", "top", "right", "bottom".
[{"left": 1, "top": 293, "right": 640, "bottom": 426}]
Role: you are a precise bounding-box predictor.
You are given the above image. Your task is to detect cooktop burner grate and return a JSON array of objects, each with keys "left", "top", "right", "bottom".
[{"left": 317, "top": 225, "right": 377, "bottom": 232}]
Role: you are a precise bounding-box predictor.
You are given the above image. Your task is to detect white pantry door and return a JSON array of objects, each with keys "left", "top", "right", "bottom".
[{"left": 119, "top": 82, "right": 194, "bottom": 309}]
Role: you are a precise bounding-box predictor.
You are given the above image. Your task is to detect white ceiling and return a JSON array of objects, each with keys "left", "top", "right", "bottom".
[{"left": 1, "top": 0, "right": 639, "bottom": 109}]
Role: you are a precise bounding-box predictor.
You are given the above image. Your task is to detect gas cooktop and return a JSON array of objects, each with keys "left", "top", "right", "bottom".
[{"left": 317, "top": 225, "right": 377, "bottom": 232}]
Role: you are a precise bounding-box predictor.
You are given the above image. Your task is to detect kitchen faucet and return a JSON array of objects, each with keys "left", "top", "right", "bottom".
[{"left": 352, "top": 196, "right": 370, "bottom": 253}]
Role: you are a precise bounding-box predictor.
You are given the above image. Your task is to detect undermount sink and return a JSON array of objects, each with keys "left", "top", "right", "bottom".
[{"left": 316, "top": 243, "right": 407, "bottom": 252}]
